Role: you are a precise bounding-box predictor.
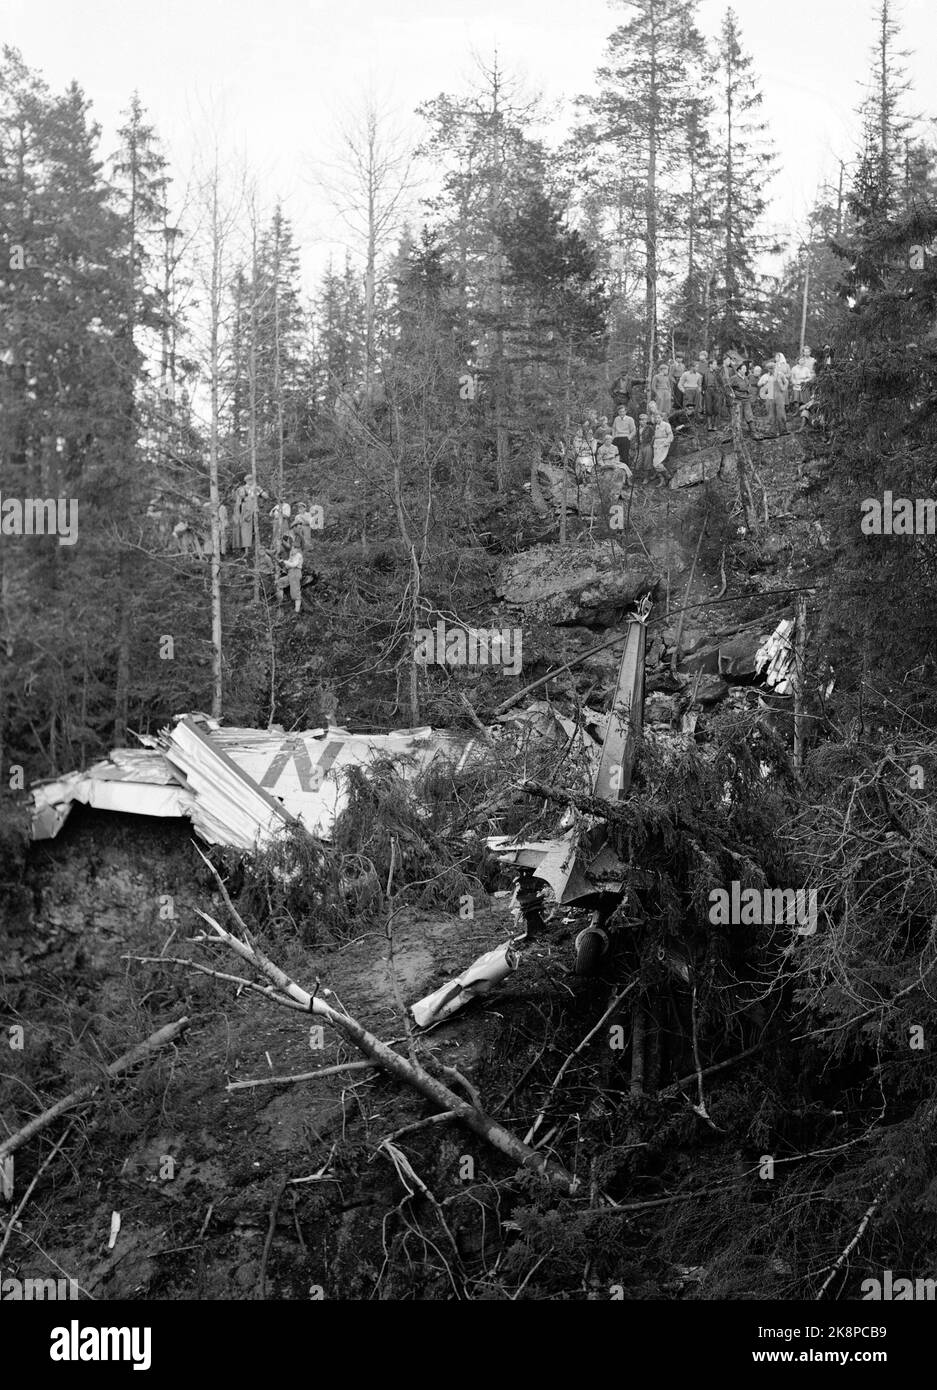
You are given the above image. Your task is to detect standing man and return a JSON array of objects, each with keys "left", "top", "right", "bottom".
[
  {"left": 233, "top": 474, "right": 267, "bottom": 551},
  {"left": 270, "top": 500, "right": 291, "bottom": 553},
  {"left": 276, "top": 541, "right": 304, "bottom": 613},
  {"left": 678, "top": 361, "right": 702, "bottom": 413},
  {"left": 670, "top": 353, "right": 686, "bottom": 409},
  {"left": 637, "top": 412, "right": 654, "bottom": 479},
  {"left": 697, "top": 350, "right": 719, "bottom": 433}
]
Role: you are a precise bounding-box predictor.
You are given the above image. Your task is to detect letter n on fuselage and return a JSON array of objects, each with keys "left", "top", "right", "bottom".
[{"left": 259, "top": 738, "right": 342, "bottom": 793}]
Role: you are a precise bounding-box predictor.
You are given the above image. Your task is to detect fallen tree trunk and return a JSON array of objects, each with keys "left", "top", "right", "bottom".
[
  {"left": 493, "top": 631, "right": 632, "bottom": 717},
  {"left": 0, "top": 1016, "right": 190, "bottom": 1165},
  {"left": 520, "top": 777, "right": 625, "bottom": 824}
]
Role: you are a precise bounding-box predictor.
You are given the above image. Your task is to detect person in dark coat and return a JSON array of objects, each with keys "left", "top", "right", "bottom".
[
  {"left": 726, "top": 360, "right": 759, "bottom": 437},
  {"left": 669, "top": 353, "right": 686, "bottom": 408},
  {"left": 697, "top": 350, "right": 720, "bottom": 433}
]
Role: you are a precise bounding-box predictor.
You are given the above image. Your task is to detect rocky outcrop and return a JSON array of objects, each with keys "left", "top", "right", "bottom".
[
  {"left": 496, "top": 544, "right": 657, "bottom": 625},
  {"left": 717, "top": 633, "right": 760, "bottom": 678},
  {"left": 669, "top": 445, "right": 735, "bottom": 490}
]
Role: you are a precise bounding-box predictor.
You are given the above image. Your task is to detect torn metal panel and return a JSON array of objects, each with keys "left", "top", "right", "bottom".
[
  {"left": 30, "top": 715, "right": 477, "bottom": 850},
  {"left": 411, "top": 941, "right": 519, "bottom": 1028},
  {"left": 486, "top": 616, "right": 646, "bottom": 905},
  {"left": 756, "top": 618, "right": 795, "bottom": 694},
  {"left": 159, "top": 716, "right": 300, "bottom": 851},
  {"left": 486, "top": 829, "right": 581, "bottom": 903},
  {"left": 30, "top": 750, "right": 194, "bottom": 841},
  {"left": 593, "top": 619, "right": 646, "bottom": 801}
]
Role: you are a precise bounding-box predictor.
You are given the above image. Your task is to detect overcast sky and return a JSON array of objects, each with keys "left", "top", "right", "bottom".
[{"left": 5, "top": 0, "right": 936, "bottom": 293}]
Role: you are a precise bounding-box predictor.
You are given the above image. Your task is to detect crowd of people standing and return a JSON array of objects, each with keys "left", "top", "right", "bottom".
[
  {"left": 564, "top": 343, "right": 824, "bottom": 496},
  {"left": 153, "top": 476, "right": 321, "bottom": 614}
]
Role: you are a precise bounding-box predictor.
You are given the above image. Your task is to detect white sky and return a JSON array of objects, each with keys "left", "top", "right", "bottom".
[{"left": 5, "top": 0, "right": 936, "bottom": 294}]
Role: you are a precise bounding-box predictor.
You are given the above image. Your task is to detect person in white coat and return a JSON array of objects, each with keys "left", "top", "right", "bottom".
[{"left": 649, "top": 403, "right": 674, "bottom": 486}]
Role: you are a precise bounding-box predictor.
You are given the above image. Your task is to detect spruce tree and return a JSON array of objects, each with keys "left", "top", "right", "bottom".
[
  {"left": 580, "top": 0, "right": 707, "bottom": 379},
  {"left": 854, "top": 0, "right": 913, "bottom": 220},
  {"left": 417, "top": 58, "right": 546, "bottom": 484},
  {"left": 109, "top": 92, "right": 170, "bottom": 741},
  {"left": 709, "top": 7, "right": 776, "bottom": 347}
]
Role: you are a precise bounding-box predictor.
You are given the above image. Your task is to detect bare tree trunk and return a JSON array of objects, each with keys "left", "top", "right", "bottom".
[
  {"left": 722, "top": 366, "right": 758, "bottom": 530},
  {"left": 114, "top": 152, "right": 138, "bottom": 745},
  {"left": 249, "top": 210, "right": 261, "bottom": 606},
  {"left": 528, "top": 437, "right": 551, "bottom": 519},
  {"left": 390, "top": 411, "right": 420, "bottom": 727},
  {"left": 630, "top": 1005, "right": 646, "bottom": 1095},
  {"left": 273, "top": 210, "right": 285, "bottom": 509},
  {"left": 793, "top": 592, "right": 807, "bottom": 773},
  {"left": 113, "top": 569, "right": 131, "bottom": 742},
  {"left": 208, "top": 172, "right": 224, "bottom": 718},
  {"left": 645, "top": 135, "right": 657, "bottom": 388}
]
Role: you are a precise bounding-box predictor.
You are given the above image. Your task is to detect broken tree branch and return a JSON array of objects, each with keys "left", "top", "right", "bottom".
[
  {"left": 524, "top": 980, "right": 637, "bottom": 1145},
  {"left": 814, "top": 1163, "right": 903, "bottom": 1300},
  {"left": 0, "top": 1017, "right": 189, "bottom": 1165},
  {"left": 126, "top": 954, "right": 306, "bottom": 1011},
  {"left": 0, "top": 1120, "right": 77, "bottom": 1256},
  {"left": 226, "top": 1061, "right": 376, "bottom": 1092}
]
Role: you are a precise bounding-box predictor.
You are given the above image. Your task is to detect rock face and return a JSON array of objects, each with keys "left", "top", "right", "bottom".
[
  {"left": 678, "top": 646, "right": 720, "bottom": 676},
  {"left": 536, "top": 462, "right": 630, "bottom": 519},
  {"left": 669, "top": 446, "right": 732, "bottom": 489},
  {"left": 688, "top": 674, "right": 729, "bottom": 703},
  {"left": 496, "top": 544, "right": 657, "bottom": 624},
  {"left": 718, "top": 633, "right": 760, "bottom": 679},
  {"left": 536, "top": 461, "right": 581, "bottom": 514}
]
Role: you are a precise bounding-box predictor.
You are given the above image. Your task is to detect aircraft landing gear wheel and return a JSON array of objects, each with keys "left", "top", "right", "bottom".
[{"left": 574, "top": 926, "right": 609, "bottom": 975}]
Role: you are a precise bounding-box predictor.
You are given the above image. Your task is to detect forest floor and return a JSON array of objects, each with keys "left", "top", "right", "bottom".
[{"left": 3, "top": 808, "right": 601, "bottom": 1300}]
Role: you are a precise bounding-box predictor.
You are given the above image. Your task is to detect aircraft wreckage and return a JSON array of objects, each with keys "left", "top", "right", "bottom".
[{"left": 29, "top": 613, "right": 797, "bottom": 1025}]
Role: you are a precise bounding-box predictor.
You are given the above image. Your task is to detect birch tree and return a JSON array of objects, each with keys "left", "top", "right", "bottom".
[
  {"left": 191, "top": 151, "right": 242, "bottom": 718},
  {"left": 315, "top": 93, "right": 415, "bottom": 413}
]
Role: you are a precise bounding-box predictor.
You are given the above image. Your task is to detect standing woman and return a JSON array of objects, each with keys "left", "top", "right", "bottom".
[
  {"left": 649, "top": 402, "right": 674, "bottom": 486},
  {"left": 772, "top": 353, "right": 791, "bottom": 436},
  {"left": 651, "top": 360, "right": 672, "bottom": 419},
  {"left": 637, "top": 412, "right": 654, "bottom": 479},
  {"left": 612, "top": 406, "right": 636, "bottom": 469}
]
